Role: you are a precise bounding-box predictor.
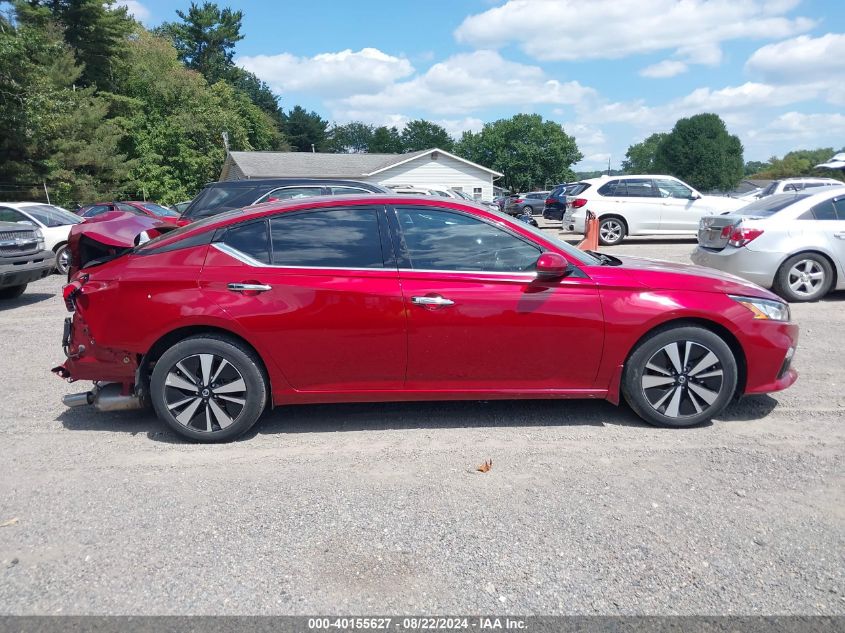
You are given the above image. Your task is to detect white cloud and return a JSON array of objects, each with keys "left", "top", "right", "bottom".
[
  {"left": 746, "top": 33, "right": 845, "bottom": 84},
  {"left": 746, "top": 111, "right": 845, "bottom": 143},
  {"left": 640, "top": 60, "right": 688, "bottom": 78},
  {"left": 454, "top": 0, "right": 814, "bottom": 66},
  {"left": 237, "top": 48, "right": 415, "bottom": 98},
  {"left": 116, "top": 0, "right": 150, "bottom": 23},
  {"left": 334, "top": 50, "right": 596, "bottom": 117}
]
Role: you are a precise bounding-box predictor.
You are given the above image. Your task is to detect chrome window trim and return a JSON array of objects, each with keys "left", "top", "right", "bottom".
[
  {"left": 212, "top": 243, "right": 539, "bottom": 277},
  {"left": 251, "top": 185, "right": 326, "bottom": 205}
]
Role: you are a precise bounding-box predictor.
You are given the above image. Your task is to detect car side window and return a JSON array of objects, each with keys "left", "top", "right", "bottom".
[
  {"left": 269, "top": 207, "right": 384, "bottom": 268},
  {"left": 653, "top": 178, "right": 693, "bottom": 199},
  {"left": 803, "top": 198, "right": 845, "bottom": 221},
  {"left": 255, "top": 186, "right": 324, "bottom": 204},
  {"left": 597, "top": 180, "right": 620, "bottom": 196},
  {"left": 623, "top": 178, "right": 658, "bottom": 197},
  {"left": 117, "top": 203, "right": 142, "bottom": 214},
  {"left": 395, "top": 207, "right": 541, "bottom": 273},
  {"left": 221, "top": 220, "right": 270, "bottom": 264}
]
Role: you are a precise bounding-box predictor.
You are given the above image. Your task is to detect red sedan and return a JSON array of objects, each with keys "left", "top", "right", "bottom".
[{"left": 54, "top": 195, "right": 798, "bottom": 442}]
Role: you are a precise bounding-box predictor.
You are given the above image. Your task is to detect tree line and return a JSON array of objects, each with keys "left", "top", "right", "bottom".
[
  {"left": 0, "top": 0, "right": 583, "bottom": 205},
  {"left": 622, "top": 113, "right": 843, "bottom": 192}
]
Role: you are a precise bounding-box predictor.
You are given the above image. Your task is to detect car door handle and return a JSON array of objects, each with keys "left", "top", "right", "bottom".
[
  {"left": 411, "top": 295, "right": 455, "bottom": 307},
  {"left": 835, "top": 232, "right": 845, "bottom": 240},
  {"left": 228, "top": 282, "right": 271, "bottom": 293}
]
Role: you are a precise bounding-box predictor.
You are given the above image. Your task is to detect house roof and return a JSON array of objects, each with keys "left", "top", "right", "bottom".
[{"left": 222, "top": 148, "right": 503, "bottom": 179}]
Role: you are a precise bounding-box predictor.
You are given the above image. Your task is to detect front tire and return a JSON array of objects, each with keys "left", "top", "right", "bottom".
[
  {"left": 54, "top": 244, "right": 70, "bottom": 275},
  {"left": 598, "top": 217, "right": 626, "bottom": 245},
  {"left": 622, "top": 326, "right": 737, "bottom": 428},
  {"left": 774, "top": 253, "right": 833, "bottom": 302},
  {"left": 150, "top": 335, "right": 268, "bottom": 442}
]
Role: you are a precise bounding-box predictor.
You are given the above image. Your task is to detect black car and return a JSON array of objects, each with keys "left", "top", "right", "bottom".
[
  {"left": 180, "top": 178, "right": 390, "bottom": 222},
  {"left": 542, "top": 182, "right": 590, "bottom": 221}
]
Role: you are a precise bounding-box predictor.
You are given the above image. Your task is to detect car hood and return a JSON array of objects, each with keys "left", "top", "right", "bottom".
[
  {"left": 700, "top": 195, "right": 747, "bottom": 211},
  {"left": 67, "top": 212, "right": 176, "bottom": 276},
  {"left": 613, "top": 254, "right": 781, "bottom": 301}
]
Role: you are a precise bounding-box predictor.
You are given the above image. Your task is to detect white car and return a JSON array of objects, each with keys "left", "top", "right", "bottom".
[
  {"left": 0, "top": 202, "right": 82, "bottom": 274},
  {"left": 564, "top": 175, "right": 746, "bottom": 245},
  {"left": 756, "top": 177, "right": 843, "bottom": 199}
]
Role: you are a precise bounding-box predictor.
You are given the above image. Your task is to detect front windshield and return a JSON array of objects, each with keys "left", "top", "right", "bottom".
[
  {"left": 21, "top": 204, "right": 81, "bottom": 227},
  {"left": 140, "top": 202, "right": 180, "bottom": 217}
]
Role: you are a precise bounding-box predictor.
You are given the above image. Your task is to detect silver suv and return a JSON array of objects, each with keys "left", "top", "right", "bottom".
[{"left": 757, "top": 177, "right": 843, "bottom": 198}]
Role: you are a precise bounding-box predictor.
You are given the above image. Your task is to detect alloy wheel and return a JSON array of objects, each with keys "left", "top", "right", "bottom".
[
  {"left": 787, "top": 259, "right": 825, "bottom": 298},
  {"left": 163, "top": 353, "right": 247, "bottom": 433},
  {"left": 599, "top": 219, "right": 624, "bottom": 243},
  {"left": 56, "top": 246, "right": 71, "bottom": 275},
  {"left": 640, "top": 340, "right": 724, "bottom": 419}
]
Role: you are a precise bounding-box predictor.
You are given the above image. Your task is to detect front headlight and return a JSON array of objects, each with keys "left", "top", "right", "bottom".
[
  {"left": 729, "top": 295, "right": 790, "bottom": 321},
  {"left": 34, "top": 227, "right": 45, "bottom": 250}
]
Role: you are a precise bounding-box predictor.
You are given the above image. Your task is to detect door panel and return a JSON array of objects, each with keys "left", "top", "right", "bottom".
[
  {"left": 201, "top": 209, "right": 407, "bottom": 391},
  {"left": 391, "top": 205, "right": 604, "bottom": 390},
  {"left": 400, "top": 272, "right": 604, "bottom": 389},
  {"left": 653, "top": 178, "right": 703, "bottom": 232}
]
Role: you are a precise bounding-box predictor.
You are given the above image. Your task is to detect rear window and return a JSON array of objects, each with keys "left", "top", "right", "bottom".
[
  {"left": 140, "top": 202, "right": 179, "bottom": 217},
  {"left": 566, "top": 183, "right": 590, "bottom": 196},
  {"left": 185, "top": 184, "right": 274, "bottom": 218},
  {"left": 736, "top": 193, "right": 811, "bottom": 217}
]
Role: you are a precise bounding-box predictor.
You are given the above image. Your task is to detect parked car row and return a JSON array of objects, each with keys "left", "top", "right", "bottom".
[{"left": 692, "top": 188, "right": 845, "bottom": 302}]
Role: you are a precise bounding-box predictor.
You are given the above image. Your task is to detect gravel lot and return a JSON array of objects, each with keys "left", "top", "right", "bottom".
[{"left": 1, "top": 232, "right": 843, "bottom": 615}]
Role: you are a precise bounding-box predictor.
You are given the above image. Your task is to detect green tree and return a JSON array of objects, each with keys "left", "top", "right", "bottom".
[
  {"left": 622, "top": 133, "right": 668, "bottom": 173},
  {"left": 18, "top": 0, "right": 135, "bottom": 91},
  {"left": 0, "top": 11, "right": 132, "bottom": 203},
  {"left": 653, "top": 113, "right": 744, "bottom": 191},
  {"left": 758, "top": 148, "right": 844, "bottom": 181},
  {"left": 744, "top": 160, "right": 771, "bottom": 176},
  {"left": 370, "top": 126, "right": 403, "bottom": 153},
  {"left": 401, "top": 119, "right": 454, "bottom": 152},
  {"left": 327, "top": 122, "right": 374, "bottom": 153},
  {"left": 112, "top": 30, "right": 283, "bottom": 203},
  {"left": 156, "top": 1, "right": 243, "bottom": 84},
  {"left": 283, "top": 105, "right": 329, "bottom": 152},
  {"left": 455, "top": 114, "right": 582, "bottom": 192}
]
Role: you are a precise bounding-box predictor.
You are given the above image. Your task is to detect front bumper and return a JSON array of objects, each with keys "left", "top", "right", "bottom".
[
  {"left": 691, "top": 246, "right": 780, "bottom": 289},
  {"left": 0, "top": 250, "right": 55, "bottom": 288},
  {"left": 739, "top": 317, "right": 799, "bottom": 396}
]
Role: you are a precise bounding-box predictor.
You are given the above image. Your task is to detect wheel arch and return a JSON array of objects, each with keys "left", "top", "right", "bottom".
[
  {"left": 138, "top": 325, "right": 276, "bottom": 403},
  {"left": 612, "top": 316, "right": 747, "bottom": 403},
  {"left": 598, "top": 213, "right": 629, "bottom": 234},
  {"left": 52, "top": 240, "right": 68, "bottom": 251}
]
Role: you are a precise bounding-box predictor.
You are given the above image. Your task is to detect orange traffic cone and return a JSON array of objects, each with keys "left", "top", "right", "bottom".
[{"left": 577, "top": 210, "right": 599, "bottom": 251}]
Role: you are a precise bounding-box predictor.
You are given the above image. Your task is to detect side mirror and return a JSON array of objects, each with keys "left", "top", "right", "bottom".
[
  {"left": 536, "top": 252, "right": 570, "bottom": 280},
  {"left": 689, "top": 193, "right": 701, "bottom": 200}
]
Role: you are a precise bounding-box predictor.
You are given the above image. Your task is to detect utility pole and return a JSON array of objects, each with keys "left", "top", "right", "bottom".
[
  {"left": 43, "top": 181, "right": 50, "bottom": 205},
  {"left": 311, "top": 144, "right": 315, "bottom": 153},
  {"left": 607, "top": 156, "right": 611, "bottom": 176}
]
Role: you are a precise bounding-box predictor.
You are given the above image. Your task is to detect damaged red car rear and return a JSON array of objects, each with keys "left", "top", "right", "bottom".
[{"left": 54, "top": 195, "right": 798, "bottom": 442}]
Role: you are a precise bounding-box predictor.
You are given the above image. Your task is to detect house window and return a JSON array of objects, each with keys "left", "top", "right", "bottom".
[{"left": 473, "top": 187, "right": 482, "bottom": 200}]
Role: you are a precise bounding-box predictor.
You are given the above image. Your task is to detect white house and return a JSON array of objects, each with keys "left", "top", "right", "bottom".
[{"left": 219, "top": 148, "right": 503, "bottom": 201}]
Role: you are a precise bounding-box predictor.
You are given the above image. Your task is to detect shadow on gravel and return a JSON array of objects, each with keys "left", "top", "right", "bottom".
[
  {"left": 246, "top": 399, "right": 652, "bottom": 439},
  {"left": 716, "top": 395, "right": 779, "bottom": 422},
  {"left": 57, "top": 398, "right": 655, "bottom": 443},
  {"left": 0, "top": 292, "right": 53, "bottom": 311},
  {"left": 57, "top": 396, "right": 785, "bottom": 444}
]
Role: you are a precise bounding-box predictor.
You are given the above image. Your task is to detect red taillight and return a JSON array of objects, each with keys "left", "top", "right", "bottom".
[
  {"left": 571, "top": 198, "right": 588, "bottom": 208},
  {"left": 62, "top": 281, "right": 82, "bottom": 312},
  {"left": 545, "top": 198, "right": 555, "bottom": 205},
  {"left": 728, "top": 227, "right": 763, "bottom": 248},
  {"left": 513, "top": 198, "right": 524, "bottom": 204}
]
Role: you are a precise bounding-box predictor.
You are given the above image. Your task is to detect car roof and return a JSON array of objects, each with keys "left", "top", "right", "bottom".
[
  {"left": 0, "top": 201, "right": 54, "bottom": 208},
  {"left": 201, "top": 178, "right": 383, "bottom": 188}
]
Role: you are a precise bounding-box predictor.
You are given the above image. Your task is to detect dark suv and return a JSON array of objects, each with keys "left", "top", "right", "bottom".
[
  {"left": 0, "top": 222, "right": 54, "bottom": 299},
  {"left": 542, "top": 182, "right": 590, "bottom": 221},
  {"left": 180, "top": 178, "right": 390, "bottom": 222}
]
